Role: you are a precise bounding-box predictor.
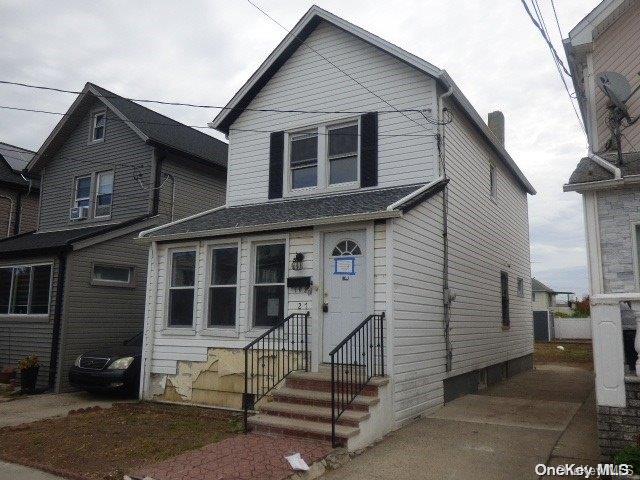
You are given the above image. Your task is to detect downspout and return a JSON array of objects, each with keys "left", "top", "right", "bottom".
[
  {"left": 13, "top": 192, "right": 22, "bottom": 235},
  {"left": 439, "top": 84, "right": 454, "bottom": 372},
  {"left": 48, "top": 251, "right": 67, "bottom": 391},
  {"left": 0, "top": 194, "right": 14, "bottom": 237}
]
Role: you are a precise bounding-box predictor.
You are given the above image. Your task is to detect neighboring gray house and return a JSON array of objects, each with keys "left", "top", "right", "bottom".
[
  {"left": 0, "top": 83, "right": 227, "bottom": 391},
  {"left": 532, "top": 278, "right": 557, "bottom": 342},
  {"left": 0, "top": 143, "right": 39, "bottom": 238},
  {"left": 138, "top": 6, "right": 535, "bottom": 450},
  {"left": 563, "top": 0, "right": 640, "bottom": 460}
]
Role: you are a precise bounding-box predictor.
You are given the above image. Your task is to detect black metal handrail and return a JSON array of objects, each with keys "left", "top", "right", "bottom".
[
  {"left": 329, "top": 312, "right": 385, "bottom": 447},
  {"left": 243, "top": 311, "right": 310, "bottom": 431}
]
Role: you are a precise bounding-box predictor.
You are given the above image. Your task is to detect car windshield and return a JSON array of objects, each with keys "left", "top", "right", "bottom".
[{"left": 123, "top": 332, "right": 143, "bottom": 347}]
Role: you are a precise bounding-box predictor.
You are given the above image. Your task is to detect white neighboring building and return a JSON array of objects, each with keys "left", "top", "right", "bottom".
[{"left": 138, "top": 6, "right": 535, "bottom": 449}]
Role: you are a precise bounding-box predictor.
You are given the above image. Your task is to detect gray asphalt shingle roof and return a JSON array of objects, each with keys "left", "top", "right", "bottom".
[
  {"left": 532, "top": 278, "right": 555, "bottom": 294},
  {"left": 567, "top": 152, "right": 640, "bottom": 185},
  {"left": 0, "top": 225, "right": 113, "bottom": 256},
  {"left": 0, "top": 143, "right": 38, "bottom": 189},
  {"left": 88, "top": 84, "right": 228, "bottom": 169},
  {"left": 143, "top": 181, "right": 447, "bottom": 239}
]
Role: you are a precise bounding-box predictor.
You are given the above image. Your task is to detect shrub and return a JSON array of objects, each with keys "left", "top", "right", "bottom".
[
  {"left": 18, "top": 355, "right": 39, "bottom": 370},
  {"left": 614, "top": 445, "right": 640, "bottom": 474}
]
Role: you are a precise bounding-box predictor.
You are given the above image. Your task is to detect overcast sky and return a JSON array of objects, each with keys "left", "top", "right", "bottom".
[{"left": 0, "top": 0, "right": 600, "bottom": 297}]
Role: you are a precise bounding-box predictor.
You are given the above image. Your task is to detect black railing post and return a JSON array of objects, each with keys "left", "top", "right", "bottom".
[
  {"left": 331, "top": 352, "right": 336, "bottom": 448},
  {"left": 243, "top": 347, "right": 249, "bottom": 433},
  {"left": 380, "top": 312, "right": 385, "bottom": 376},
  {"left": 304, "top": 312, "right": 309, "bottom": 371}
]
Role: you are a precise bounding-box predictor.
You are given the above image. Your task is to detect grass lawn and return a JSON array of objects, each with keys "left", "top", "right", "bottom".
[
  {"left": 0, "top": 402, "right": 243, "bottom": 480},
  {"left": 534, "top": 341, "right": 593, "bottom": 369}
]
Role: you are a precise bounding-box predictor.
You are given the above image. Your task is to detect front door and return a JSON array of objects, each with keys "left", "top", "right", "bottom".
[{"left": 322, "top": 230, "right": 367, "bottom": 361}]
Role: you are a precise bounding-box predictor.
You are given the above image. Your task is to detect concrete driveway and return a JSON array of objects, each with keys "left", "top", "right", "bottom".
[
  {"left": 323, "top": 364, "right": 598, "bottom": 480},
  {"left": 0, "top": 391, "right": 131, "bottom": 427}
]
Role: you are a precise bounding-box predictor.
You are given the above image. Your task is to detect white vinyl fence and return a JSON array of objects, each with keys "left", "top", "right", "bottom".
[{"left": 553, "top": 317, "right": 591, "bottom": 339}]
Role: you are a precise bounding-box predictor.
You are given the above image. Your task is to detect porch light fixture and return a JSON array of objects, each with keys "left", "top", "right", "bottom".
[{"left": 292, "top": 252, "right": 304, "bottom": 271}]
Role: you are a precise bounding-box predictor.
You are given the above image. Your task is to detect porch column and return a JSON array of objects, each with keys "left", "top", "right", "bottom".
[{"left": 591, "top": 297, "right": 626, "bottom": 407}]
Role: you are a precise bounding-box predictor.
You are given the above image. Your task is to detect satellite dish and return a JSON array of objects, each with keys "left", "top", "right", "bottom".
[{"left": 597, "top": 71, "right": 632, "bottom": 119}]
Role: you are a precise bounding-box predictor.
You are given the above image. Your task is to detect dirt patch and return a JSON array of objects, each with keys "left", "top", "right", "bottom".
[
  {"left": 0, "top": 401, "right": 243, "bottom": 480},
  {"left": 534, "top": 341, "right": 593, "bottom": 370}
]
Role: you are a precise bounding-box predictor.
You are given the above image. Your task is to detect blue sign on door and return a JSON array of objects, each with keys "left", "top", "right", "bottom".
[{"left": 334, "top": 257, "right": 355, "bottom": 275}]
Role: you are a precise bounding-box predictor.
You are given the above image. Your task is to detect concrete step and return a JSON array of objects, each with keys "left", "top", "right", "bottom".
[
  {"left": 272, "top": 387, "right": 379, "bottom": 411},
  {"left": 248, "top": 413, "right": 359, "bottom": 445},
  {"left": 259, "top": 400, "right": 370, "bottom": 426},
  {"left": 286, "top": 371, "right": 389, "bottom": 395}
]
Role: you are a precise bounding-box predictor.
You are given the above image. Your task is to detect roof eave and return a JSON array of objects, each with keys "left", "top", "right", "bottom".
[
  {"left": 137, "top": 209, "right": 402, "bottom": 244},
  {"left": 563, "top": 174, "right": 640, "bottom": 192}
]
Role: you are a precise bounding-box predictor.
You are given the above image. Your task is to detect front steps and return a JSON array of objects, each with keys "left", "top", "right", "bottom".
[{"left": 247, "top": 368, "right": 389, "bottom": 448}]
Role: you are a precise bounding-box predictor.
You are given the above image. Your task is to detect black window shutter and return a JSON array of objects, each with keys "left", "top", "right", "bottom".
[
  {"left": 360, "top": 112, "right": 378, "bottom": 188},
  {"left": 268, "top": 131, "right": 285, "bottom": 199}
]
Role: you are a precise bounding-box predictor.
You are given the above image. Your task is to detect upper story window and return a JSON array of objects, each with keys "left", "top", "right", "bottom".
[
  {"left": 74, "top": 176, "right": 91, "bottom": 209},
  {"left": 94, "top": 171, "right": 114, "bottom": 218},
  {"left": 287, "top": 119, "right": 360, "bottom": 194},
  {"left": 91, "top": 112, "right": 106, "bottom": 142},
  {"left": 489, "top": 164, "right": 497, "bottom": 199},
  {"left": 290, "top": 130, "right": 318, "bottom": 189},
  {"left": 517, "top": 277, "right": 524, "bottom": 297}
]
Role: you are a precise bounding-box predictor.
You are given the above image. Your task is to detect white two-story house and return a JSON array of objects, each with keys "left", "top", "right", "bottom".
[{"left": 138, "top": 6, "right": 535, "bottom": 449}]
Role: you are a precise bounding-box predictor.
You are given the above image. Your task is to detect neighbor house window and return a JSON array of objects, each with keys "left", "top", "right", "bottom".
[
  {"left": 92, "top": 264, "right": 134, "bottom": 286},
  {"left": 517, "top": 277, "right": 524, "bottom": 297},
  {"left": 91, "top": 112, "right": 106, "bottom": 141},
  {"left": 168, "top": 251, "right": 196, "bottom": 327},
  {"left": 489, "top": 164, "right": 497, "bottom": 198},
  {"left": 501, "top": 271, "right": 510, "bottom": 328},
  {"left": 532, "top": 292, "right": 536, "bottom": 302},
  {"left": 290, "top": 130, "right": 318, "bottom": 189},
  {"left": 0, "top": 264, "right": 52, "bottom": 315},
  {"left": 328, "top": 123, "right": 358, "bottom": 185},
  {"left": 74, "top": 176, "right": 91, "bottom": 209},
  {"left": 208, "top": 246, "right": 238, "bottom": 327},
  {"left": 94, "top": 171, "right": 114, "bottom": 218},
  {"left": 253, "top": 243, "right": 285, "bottom": 327}
]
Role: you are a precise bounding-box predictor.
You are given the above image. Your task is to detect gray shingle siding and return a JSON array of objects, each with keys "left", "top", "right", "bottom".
[
  {"left": 56, "top": 232, "right": 149, "bottom": 391},
  {"left": 0, "top": 255, "right": 59, "bottom": 389},
  {"left": 597, "top": 186, "right": 640, "bottom": 293},
  {"left": 38, "top": 97, "right": 154, "bottom": 232}
]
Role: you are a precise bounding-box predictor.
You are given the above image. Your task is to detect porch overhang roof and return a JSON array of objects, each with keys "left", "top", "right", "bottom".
[{"left": 138, "top": 178, "right": 448, "bottom": 243}]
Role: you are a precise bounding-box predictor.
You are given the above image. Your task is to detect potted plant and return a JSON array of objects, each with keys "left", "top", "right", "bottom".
[
  {"left": 18, "top": 356, "right": 39, "bottom": 394},
  {"left": 0, "top": 366, "right": 16, "bottom": 384}
]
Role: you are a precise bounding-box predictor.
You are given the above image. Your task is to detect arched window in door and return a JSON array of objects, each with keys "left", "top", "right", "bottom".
[{"left": 331, "top": 239, "right": 361, "bottom": 256}]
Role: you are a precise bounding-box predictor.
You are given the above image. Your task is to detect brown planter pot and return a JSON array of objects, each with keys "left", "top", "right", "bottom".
[{"left": 20, "top": 366, "right": 39, "bottom": 393}]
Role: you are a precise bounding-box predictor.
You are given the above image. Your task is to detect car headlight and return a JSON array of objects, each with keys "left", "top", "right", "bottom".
[
  {"left": 74, "top": 355, "right": 83, "bottom": 367},
  {"left": 107, "top": 357, "right": 134, "bottom": 370}
]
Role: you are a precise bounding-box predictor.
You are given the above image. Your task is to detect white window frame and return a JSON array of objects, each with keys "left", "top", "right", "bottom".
[
  {"left": 249, "top": 237, "right": 288, "bottom": 330},
  {"left": 91, "top": 262, "right": 135, "bottom": 288},
  {"left": 284, "top": 117, "right": 360, "bottom": 197},
  {"left": 73, "top": 175, "right": 92, "bottom": 210},
  {"left": 165, "top": 247, "right": 198, "bottom": 330},
  {"left": 0, "top": 262, "right": 53, "bottom": 319},
  {"left": 94, "top": 170, "right": 114, "bottom": 219},
  {"left": 90, "top": 110, "right": 106, "bottom": 143},
  {"left": 489, "top": 163, "right": 497, "bottom": 200},
  {"left": 288, "top": 129, "right": 319, "bottom": 193},
  {"left": 517, "top": 277, "right": 524, "bottom": 297},
  {"left": 204, "top": 241, "right": 241, "bottom": 335}
]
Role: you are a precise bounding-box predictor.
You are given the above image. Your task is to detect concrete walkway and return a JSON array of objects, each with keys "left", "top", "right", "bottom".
[
  {"left": 0, "top": 392, "right": 130, "bottom": 427},
  {"left": 323, "top": 364, "right": 598, "bottom": 480},
  {"left": 0, "top": 461, "right": 65, "bottom": 480}
]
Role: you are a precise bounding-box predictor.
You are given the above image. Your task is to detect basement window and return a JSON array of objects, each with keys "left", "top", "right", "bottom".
[{"left": 168, "top": 250, "right": 196, "bottom": 327}]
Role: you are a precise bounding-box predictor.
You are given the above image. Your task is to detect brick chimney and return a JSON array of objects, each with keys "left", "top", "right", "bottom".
[{"left": 488, "top": 111, "right": 505, "bottom": 146}]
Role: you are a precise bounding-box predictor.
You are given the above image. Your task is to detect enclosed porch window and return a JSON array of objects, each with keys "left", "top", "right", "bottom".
[
  {"left": 0, "top": 264, "right": 52, "bottom": 315},
  {"left": 253, "top": 243, "right": 286, "bottom": 327}
]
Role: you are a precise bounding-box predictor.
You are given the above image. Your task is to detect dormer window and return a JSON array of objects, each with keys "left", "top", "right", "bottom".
[
  {"left": 91, "top": 112, "right": 106, "bottom": 142},
  {"left": 286, "top": 118, "right": 360, "bottom": 194}
]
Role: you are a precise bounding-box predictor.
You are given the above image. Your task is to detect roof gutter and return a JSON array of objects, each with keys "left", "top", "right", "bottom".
[
  {"left": 387, "top": 176, "right": 446, "bottom": 211},
  {"left": 588, "top": 150, "right": 622, "bottom": 179}
]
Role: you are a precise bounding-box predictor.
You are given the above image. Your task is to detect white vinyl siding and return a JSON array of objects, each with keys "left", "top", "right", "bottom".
[
  {"left": 442, "top": 96, "right": 532, "bottom": 377},
  {"left": 225, "top": 21, "right": 438, "bottom": 206}
]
